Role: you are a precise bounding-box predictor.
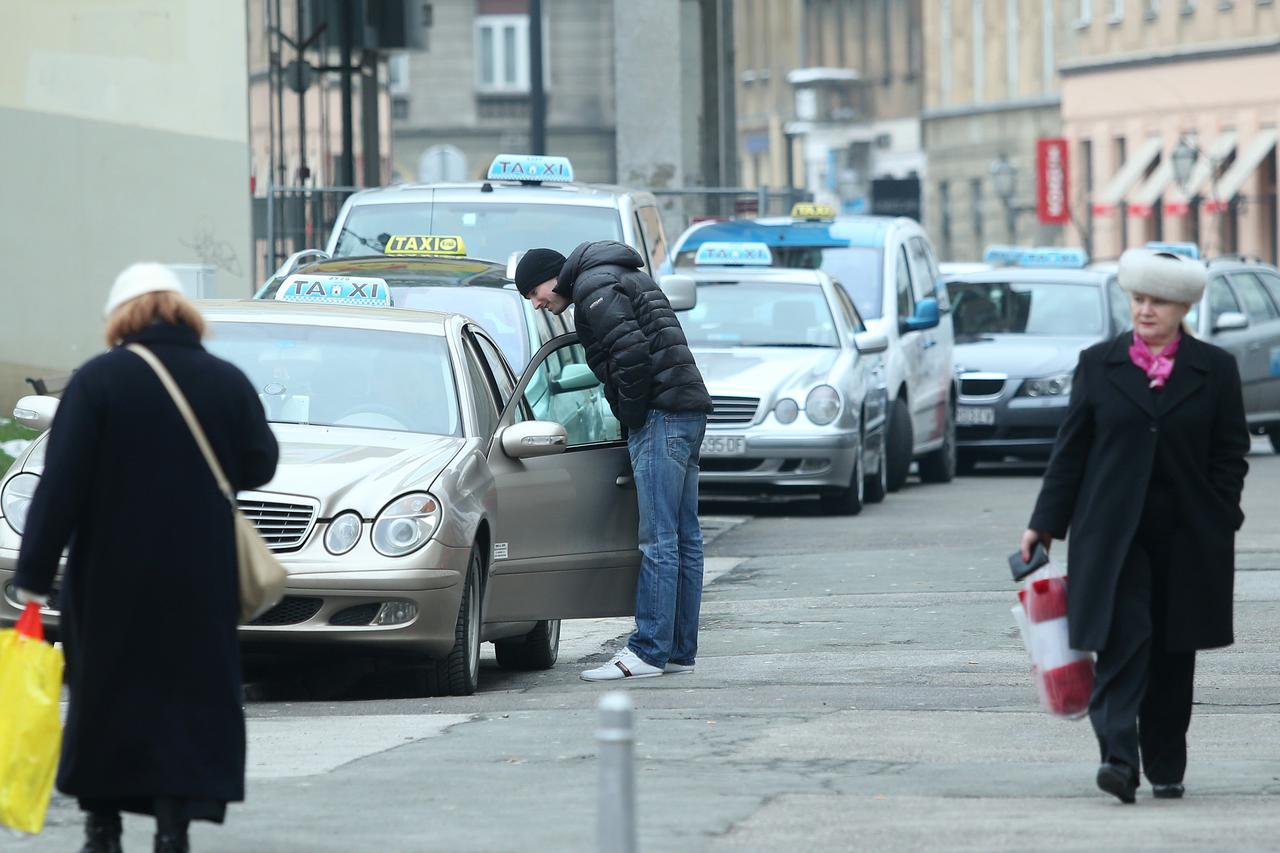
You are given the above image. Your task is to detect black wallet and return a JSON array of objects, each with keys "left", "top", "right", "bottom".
[{"left": 1008, "top": 542, "right": 1050, "bottom": 582}]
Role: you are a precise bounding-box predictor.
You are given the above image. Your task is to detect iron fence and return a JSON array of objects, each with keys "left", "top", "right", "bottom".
[{"left": 253, "top": 185, "right": 361, "bottom": 284}]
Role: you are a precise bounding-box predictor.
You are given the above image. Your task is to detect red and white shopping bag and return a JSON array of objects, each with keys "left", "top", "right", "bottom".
[{"left": 1011, "top": 560, "right": 1094, "bottom": 719}]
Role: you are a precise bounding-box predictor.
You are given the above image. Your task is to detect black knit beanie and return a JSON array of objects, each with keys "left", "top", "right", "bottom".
[{"left": 514, "top": 248, "right": 567, "bottom": 297}]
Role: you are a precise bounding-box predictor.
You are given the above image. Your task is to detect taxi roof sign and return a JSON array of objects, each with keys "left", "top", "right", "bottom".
[
  {"left": 982, "top": 244, "right": 1089, "bottom": 268},
  {"left": 486, "top": 154, "right": 574, "bottom": 184},
  {"left": 790, "top": 202, "right": 836, "bottom": 221},
  {"left": 383, "top": 235, "right": 467, "bottom": 257},
  {"left": 277, "top": 275, "right": 392, "bottom": 307},
  {"left": 1144, "top": 241, "right": 1201, "bottom": 260},
  {"left": 694, "top": 242, "right": 774, "bottom": 266}
]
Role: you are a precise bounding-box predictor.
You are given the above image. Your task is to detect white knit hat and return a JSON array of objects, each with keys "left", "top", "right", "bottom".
[
  {"left": 1117, "top": 249, "right": 1207, "bottom": 304},
  {"left": 103, "top": 263, "right": 185, "bottom": 318}
]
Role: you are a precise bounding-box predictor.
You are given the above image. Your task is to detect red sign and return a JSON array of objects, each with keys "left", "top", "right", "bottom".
[
  {"left": 1037, "top": 138, "right": 1070, "bottom": 225},
  {"left": 1164, "top": 200, "right": 1190, "bottom": 217}
]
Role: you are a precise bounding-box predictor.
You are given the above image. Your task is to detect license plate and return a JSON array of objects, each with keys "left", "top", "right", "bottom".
[
  {"left": 956, "top": 406, "right": 996, "bottom": 426},
  {"left": 701, "top": 435, "right": 746, "bottom": 456}
]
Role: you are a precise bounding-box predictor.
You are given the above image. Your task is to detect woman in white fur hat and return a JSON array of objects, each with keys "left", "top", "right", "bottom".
[
  {"left": 15, "top": 264, "right": 278, "bottom": 852},
  {"left": 1020, "top": 249, "right": 1250, "bottom": 804}
]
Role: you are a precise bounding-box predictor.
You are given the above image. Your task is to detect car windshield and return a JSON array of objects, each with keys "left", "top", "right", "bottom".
[
  {"left": 332, "top": 202, "right": 624, "bottom": 262},
  {"left": 395, "top": 288, "right": 530, "bottom": 369},
  {"left": 679, "top": 282, "right": 839, "bottom": 348},
  {"left": 947, "top": 280, "right": 1104, "bottom": 338},
  {"left": 205, "top": 322, "right": 462, "bottom": 436},
  {"left": 676, "top": 245, "right": 884, "bottom": 319}
]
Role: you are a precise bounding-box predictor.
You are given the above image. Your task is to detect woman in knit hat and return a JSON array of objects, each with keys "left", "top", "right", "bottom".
[{"left": 1020, "top": 249, "right": 1250, "bottom": 804}]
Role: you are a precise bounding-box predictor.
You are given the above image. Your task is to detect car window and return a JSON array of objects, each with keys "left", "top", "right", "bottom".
[
  {"left": 679, "top": 282, "right": 840, "bottom": 348},
  {"left": 768, "top": 246, "right": 885, "bottom": 321},
  {"left": 1207, "top": 277, "right": 1242, "bottom": 326},
  {"left": 907, "top": 237, "right": 941, "bottom": 305},
  {"left": 396, "top": 287, "right": 530, "bottom": 369},
  {"left": 519, "top": 341, "right": 621, "bottom": 447},
  {"left": 1107, "top": 278, "right": 1131, "bottom": 332},
  {"left": 831, "top": 284, "right": 866, "bottom": 333},
  {"left": 205, "top": 322, "right": 461, "bottom": 436},
  {"left": 331, "top": 202, "right": 625, "bottom": 263},
  {"left": 946, "top": 280, "right": 1104, "bottom": 337},
  {"left": 1229, "top": 272, "right": 1280, "bottom": 322},
  {"left": 462, "top": 338, "right": 500, "bottom": 437},
  {"left": 637, "top": 205, "right": 668, "bottom": 272},
  {"left": 895, "top": 246, "right": 915, "bottom": 320},
  {"left": 472, "top": 332, "right": 516, "bottom": 411},
  {"left": 1256, "top": 271, "right": 1280, "bottom": 307}
]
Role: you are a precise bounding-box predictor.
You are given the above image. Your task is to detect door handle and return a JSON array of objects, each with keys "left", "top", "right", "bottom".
[{"left": 616, "top": 474, "right": 634, "bottom": 487}]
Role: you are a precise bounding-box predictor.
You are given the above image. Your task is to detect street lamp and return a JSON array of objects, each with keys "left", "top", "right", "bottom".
[
  {"left": 990, "top": 156, "right": 1018, "bottom": 242},
  {"left": 1171, "top": 137, "right": 1197, "bottom": 192}
]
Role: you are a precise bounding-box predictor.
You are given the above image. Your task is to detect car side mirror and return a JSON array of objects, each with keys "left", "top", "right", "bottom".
[
  {"left": 501, "top": 420, "right": 568, "bottom": 459},
  {"left": 13, "top": 396, "right": 59, "bottom": 432},
  {"left": 901, "top": 297, "right": 941, "bottom": 334},
  {"left": 1213, "top": 311, "right": 1249, "bottom": 333},
  {"left": 853, "top": 331, "right": 889, "bottom": 355},
  {"left": 659, "top": 274, "right": 698, "bottom": 311},
  {"left": 551, "top": 363, "right": 598, "bottom": 394}
]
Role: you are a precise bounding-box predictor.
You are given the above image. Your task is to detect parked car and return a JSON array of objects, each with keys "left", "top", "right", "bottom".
[
  {"left": 671, "top": 207, "right": 957, "bottom": 490},
  {"left": 296, "top": 154, "right": 671, "bottom": 280},
  {"left": 945, "top": 247, "right": 1131, "bottom": 471},
  {"left": 2, "top": 285, "right": 639, "bottom": 695},
  {"left": 673, "top": 243, "right": 890, "bottom": 513}
]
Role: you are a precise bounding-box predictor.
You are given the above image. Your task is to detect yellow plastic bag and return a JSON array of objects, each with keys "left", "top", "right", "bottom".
[{"left": 0, "top": 601, "right": 64, "bottom": 834}]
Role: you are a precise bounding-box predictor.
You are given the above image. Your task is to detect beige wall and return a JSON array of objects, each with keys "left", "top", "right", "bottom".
[{"left": 0, "top": 0, "right": 251, "bottom": 411}]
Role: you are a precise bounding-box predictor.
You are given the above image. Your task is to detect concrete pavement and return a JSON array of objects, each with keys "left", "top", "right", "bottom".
[{"left": 15, "top": 445, "right": 1280, "bottom": 852}]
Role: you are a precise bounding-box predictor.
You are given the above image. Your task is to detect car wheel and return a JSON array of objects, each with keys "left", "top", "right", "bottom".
[
  {"left": 1269, "top": 426, "right": 1280, "bottom": 454},
  {"left": 863, "top": 424, "right": 887, "bottom": 504},
  {"left": 885, "top": 397, "right": 913, "bottom": 493},
  {"left": 421, "top": 544, "right": 483, "bottom": 696},
  {"left": 957, "top": 451, "right": 978, "bottom": 475},
  {"left": 820, "top": 434, "right": 865, "bottom": 516},
  {"left": 494, "top": 619, "right": 561, "bottom": 671},
  {"left": 919, "top": 401, "right": 956, "bottom": 484}
]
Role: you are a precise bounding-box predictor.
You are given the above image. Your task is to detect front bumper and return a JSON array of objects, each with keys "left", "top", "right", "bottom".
[
  {"left": 956, "top": 392, "right": 1069, "bottom": 460},
  {"left": 697, "top": 426, "right": 862, "bottom": 494},
  {"left": 0, "top": 532, "right": 471, "bottom": 660}
]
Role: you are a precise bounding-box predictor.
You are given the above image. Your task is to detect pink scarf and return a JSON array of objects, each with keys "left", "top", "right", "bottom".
[{"left": 1129, "top": 333, "right": 1181, "bottom": 389}]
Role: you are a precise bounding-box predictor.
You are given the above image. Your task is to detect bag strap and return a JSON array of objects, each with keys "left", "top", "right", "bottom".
[{"left": 126, "top": 344, "right": 235, "bottom": 504}]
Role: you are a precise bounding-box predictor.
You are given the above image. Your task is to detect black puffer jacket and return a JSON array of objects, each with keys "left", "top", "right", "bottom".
[{"left": 557, "top": 241, "right": 712, "bottom": 429}]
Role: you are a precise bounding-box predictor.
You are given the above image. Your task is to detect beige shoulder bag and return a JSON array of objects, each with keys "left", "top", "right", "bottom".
[{"left": 127, "top": 344, "right": 286, "bottom": 623}]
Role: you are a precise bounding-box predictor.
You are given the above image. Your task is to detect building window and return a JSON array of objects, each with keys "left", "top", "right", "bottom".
[
  {"left": 1042, "top": 0, "right": 1056, "bottom": 93},
  {"left": 1076, "top": 0, "right": 1094, "bottom": 25},
  {"left": 1007, "top": 0, "right": 1020, "bottom": 99},
  {"left": 1109, "top": 0, "right": 1126, "bottom": 22},
  {"left": 971, "top": 177, "right": 985, "bottom": 245},
  {"left": 1144, "top": 0, "right": 1160, "bottom": 19},
  {"left": 1180, "top": 0, "right": 1197, "bottom": 13},
  {"left": 391, "top": 97, "right": 410, "bottom": 121},
  {"left": 939, "top": 181, "right": 952, "bottom": 256},
  {"left": 475, "top": 14, "right": 536, "bottom": 94},
  {"left": 881, "top": 0, "right": 893, "bottom": 85},
  {"left": 388, "top": 53, "right": 410, "bottom": 97},
  {"left": 940, "top": 0, "right": 952, "bottom": 104},
  {"left": 973, "top": 0, "right": 985, "bottom": 102}
]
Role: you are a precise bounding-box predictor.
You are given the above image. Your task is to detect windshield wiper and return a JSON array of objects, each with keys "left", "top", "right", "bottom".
[{"left": 738, "top": 342, "right": 838, "bottom": 348}]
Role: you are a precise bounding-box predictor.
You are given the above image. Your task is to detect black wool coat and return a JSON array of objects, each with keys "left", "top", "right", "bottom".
[
  {"left": 559, "top": 241, "right": 713, "bottom": 429},
  {"left": 15, "top": 323, "right": 278, "bottom": 804},
  {"left": 1029, "top": 332, "right": 1250, "bottom": 652}
]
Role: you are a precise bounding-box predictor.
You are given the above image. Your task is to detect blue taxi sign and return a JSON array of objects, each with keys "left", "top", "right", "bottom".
[
  {"left": 486, "top": 154, "right": 574, "bottom": 183},
  {"left": 694, "top": 242, "right": 773, "bottom": 266},
  {"left": 982, "top": 245, "right": 1025, "bottom": 265},
  {"left": 1018, "top": 247, "right": 1089, "bottom": 269},
  {"left": 277, "top": 275, "right": 392, "bottom": 307},
  {"left": 1145, "top": 241, "right": 1200, "bottom": 260}
]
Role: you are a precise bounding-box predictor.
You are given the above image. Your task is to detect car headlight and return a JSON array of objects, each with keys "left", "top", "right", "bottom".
[
  {"left": 372, "top": 493, "right": 441, "bottom": 558},
  {"left": 774, "top": 398, "right": 799, "bottom": 424},
  {"left": 805, "top": 385, "right": 841, "bottom": 425},
  {"left": 324, "top": 511, "right": 363, "bottom": 556},
  {"left": 1018, "top": 372, "right": 1073, "bottom": 398},
  {"left": 1, "top": 473, "right": 39, "bottom": 536}
]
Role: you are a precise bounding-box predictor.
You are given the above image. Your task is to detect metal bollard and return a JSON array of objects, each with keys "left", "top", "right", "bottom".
[{"left": 596, "top": 691, "right": 637, "bottom": 853}]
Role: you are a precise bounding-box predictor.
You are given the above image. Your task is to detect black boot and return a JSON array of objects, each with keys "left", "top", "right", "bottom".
[
  {"left": 1097, "top": 762, "right": 1139, "bottom": 804},
  {"left": 79, "top": 811, "right": 123, "bottom": 853},
  {"left": 153, "top": 833, "right": 189, "bottom": 853}
]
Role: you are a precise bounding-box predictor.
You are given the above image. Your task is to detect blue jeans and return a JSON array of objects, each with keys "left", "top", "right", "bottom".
[{"left": 626, "top": 409, "right": 708, "bottom": 669}]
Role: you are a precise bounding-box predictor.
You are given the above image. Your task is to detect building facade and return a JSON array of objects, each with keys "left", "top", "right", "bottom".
[
  {"left": 734, "top": 0, "right": 925, "bottom": 218},
  {"left": 1061, "top": 1, "right": 1280, "bottom": 262},
  {"left": 923, "top": 0, "right": 1070, "bottom": 262}
]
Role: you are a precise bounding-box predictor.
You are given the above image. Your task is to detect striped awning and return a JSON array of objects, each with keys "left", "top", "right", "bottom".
[
  {"left": 1128, "top": 160, "right": 1172, "bottom": 218},
  {"left": 1092, "top": 137, "right": 1163, "bottom": 216},
  {"left": 1208, "top": 128, "right": 1278, "bottom": 212}
]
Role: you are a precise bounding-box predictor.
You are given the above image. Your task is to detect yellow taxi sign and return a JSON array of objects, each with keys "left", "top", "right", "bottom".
[
  {"left": 790, "top": 202, "right": 836, "bottom": 221},
  {"left": 383, "top": 235, "right": 467, "bottom": 257}
]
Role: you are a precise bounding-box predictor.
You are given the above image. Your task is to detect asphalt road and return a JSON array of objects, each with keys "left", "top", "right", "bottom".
[{"left": 17, "top": 442, "right": 1280, "bottom": 852}]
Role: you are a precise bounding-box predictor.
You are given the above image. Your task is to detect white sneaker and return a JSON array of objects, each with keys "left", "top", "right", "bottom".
[
  {"left": 580, "top": 648, "right": 663, "bottom": 682},
  {"left": 664, "top": 662, "right": 695, "bottom": 674}
]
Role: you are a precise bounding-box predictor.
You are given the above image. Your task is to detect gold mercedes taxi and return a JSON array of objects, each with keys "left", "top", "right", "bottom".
[{"left": 0, "top": 280, "right": 640, "bottom": 695}]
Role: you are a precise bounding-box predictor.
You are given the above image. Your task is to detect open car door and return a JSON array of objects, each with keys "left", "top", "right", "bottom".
[{"left": 484, "top": 334, "right": 640, "bottom": 622}]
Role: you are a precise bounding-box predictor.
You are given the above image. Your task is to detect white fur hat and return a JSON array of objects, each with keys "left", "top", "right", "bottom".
[
  {"left": 103, "top": 262, "right": 184, "bottom": 318},
  {"left": 1117, "top": 248, "right": 1207, "bottom": 304}
]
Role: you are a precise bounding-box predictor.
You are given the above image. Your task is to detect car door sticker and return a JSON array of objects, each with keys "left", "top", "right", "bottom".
[
  {"left": 1271, "top": 347, "right": 1280, "bottom": 377},
  {"left": 494, "top": 542, "right": 509, "bottom": 561}
]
